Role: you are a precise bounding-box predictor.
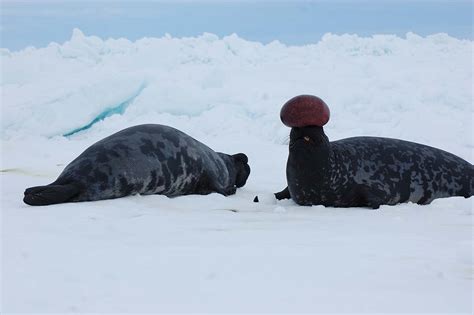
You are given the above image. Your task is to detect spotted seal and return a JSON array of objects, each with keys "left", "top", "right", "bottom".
[
  {"left": 274, "top": 95, "right": 473, "bottom": 208},
  {"left": 24, "top": 124, "right": 251, "bottom": 206}
]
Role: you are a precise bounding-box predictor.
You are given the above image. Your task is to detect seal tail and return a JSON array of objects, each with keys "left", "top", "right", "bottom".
[{"left": 23, "top": 183, "right": 80, "bottom": 206}]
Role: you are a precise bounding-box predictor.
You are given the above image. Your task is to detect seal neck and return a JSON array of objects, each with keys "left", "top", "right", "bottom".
[
  {"left": 217, "top": 152, "right": 236, "bottom": 185},
  {"left": 287, "top": 126, "right": 332, "bottom": 204}
]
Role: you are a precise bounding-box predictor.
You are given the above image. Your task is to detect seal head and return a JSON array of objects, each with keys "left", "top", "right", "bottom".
[{"left": 232, "top": 153, "right": 251, "bottom": 188}]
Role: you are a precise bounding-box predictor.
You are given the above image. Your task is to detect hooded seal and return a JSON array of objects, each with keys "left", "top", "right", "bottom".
[
  {"left": 24, "top": 124, "right": 251, "bottom": 206},
  {"left": 275, "top": 95, "right": 473, "bottom": 208}
]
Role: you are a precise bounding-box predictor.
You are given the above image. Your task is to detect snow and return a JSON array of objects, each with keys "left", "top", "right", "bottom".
[{"left": 1, "top": 29, "right": 473, "bottom": 313}]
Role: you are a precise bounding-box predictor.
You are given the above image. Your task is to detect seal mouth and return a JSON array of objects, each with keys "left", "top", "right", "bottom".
[{"left": 290, "top": 136, "right": 315, "bottom": 148}]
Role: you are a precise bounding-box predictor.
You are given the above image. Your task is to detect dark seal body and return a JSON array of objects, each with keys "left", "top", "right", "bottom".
[
  {"left": 24, "top": 124, "right": 250, "bottom": 205},
  {"left": 276, "top": 126, "right": 473, "bottom": 208}
]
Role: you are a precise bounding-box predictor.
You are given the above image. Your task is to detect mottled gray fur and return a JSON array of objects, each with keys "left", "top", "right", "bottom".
[
  {"left": 277, "top": 126, "right": 473, "bottom": 208},
  {"left": 24, "top": 124, "right": 250, "bottom": 205}
]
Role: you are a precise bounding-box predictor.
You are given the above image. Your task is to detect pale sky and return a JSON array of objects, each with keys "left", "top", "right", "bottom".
[{"left": 1, "top": 0, "right": 472, "bottom": 50}]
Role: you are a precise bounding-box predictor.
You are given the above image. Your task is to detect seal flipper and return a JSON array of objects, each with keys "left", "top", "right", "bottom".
[
  {"left": 275, "top": 187, "right": 291, "bottom": 200},
  {"left": 343, "top": 185, "right": 385, "bottom": 209},
  {"left": 211, "top": 185, "right": 236, "bottom": 196},
  {"left": 24, "top": 183, "right": 80, "bottom": 206},
  {"left": 195, "top": 172, "right": 237, "bottom": 196}
]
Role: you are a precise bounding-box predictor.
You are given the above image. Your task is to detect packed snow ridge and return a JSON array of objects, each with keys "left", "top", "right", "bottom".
[{"left": 1, "top": 28, "right": 472, "bottom": 158}]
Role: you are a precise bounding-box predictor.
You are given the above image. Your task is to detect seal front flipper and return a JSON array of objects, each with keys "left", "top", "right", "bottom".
[
  {"left": 342, "top": 185, "right": 385, "bottom": 209},
  {"left": 275, "top": 187, "right": 291, "bottom": 200},
  {"left": 253, "top": 189, "right": 288, "bottom": 203},
  {"left": 221, "top": 186, "right": 237, "bottom": 196},
  {"left": 23, "top": 183, "right": 80, "bottom": 206}
]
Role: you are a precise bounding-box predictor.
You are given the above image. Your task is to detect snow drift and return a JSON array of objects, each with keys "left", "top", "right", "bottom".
[{"left": 1, "top": 29, "right": 472, "bottom": 159}]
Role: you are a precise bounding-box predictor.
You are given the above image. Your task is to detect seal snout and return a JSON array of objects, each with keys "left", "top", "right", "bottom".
[
  {"left": 290, "top": 135, "right": 314, "bottom": 148},
  {"left": 289, "top": 126, "right": 327, "bottom": 148}
]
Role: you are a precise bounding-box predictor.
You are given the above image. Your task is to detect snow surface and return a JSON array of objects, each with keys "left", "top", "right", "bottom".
[{"left": 1, "top": 29, "right": 473, "bottom": 313}]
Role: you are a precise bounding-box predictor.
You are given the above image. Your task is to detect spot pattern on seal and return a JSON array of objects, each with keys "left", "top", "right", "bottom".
[
  {"left": 23, "top": 124, "right": 251, "bottom": 206},
  {"left": 276, "top": 95, "right": 473, "bottom": 208}
]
